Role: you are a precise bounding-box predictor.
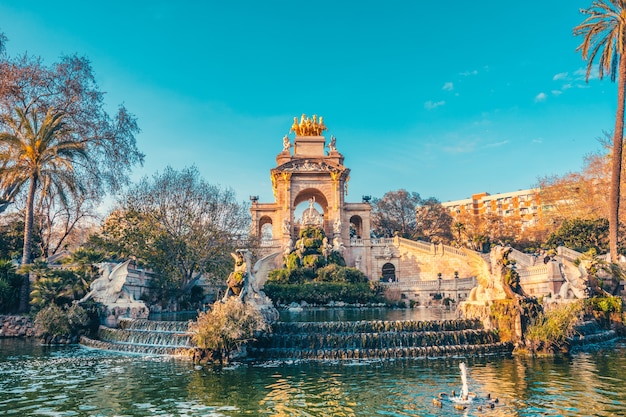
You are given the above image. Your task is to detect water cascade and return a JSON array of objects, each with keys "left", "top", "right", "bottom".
[
  {"left": 80, "top": 318, "right": 194, "bottom": 356},
  {"left": 82, "top": 315, "right": 512, "bottom": 360},
  {"left": 248, "top": 318, "right": 512, "bottom": 360}
]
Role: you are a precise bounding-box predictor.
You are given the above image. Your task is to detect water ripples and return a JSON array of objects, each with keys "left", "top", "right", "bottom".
[{"left": 2, "top": 339, "right": 626, "bottom": 416}]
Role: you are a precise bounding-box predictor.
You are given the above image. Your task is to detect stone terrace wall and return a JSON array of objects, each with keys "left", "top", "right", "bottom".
[{"left": 0, "top": 315, "right": 35, "bottom": 337}]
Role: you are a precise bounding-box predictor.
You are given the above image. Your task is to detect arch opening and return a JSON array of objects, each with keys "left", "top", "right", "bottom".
[
  {"left": 381, "top": 263, "right": 396, "bottom": 282},
  {"left": 259, "top": 216, "right": 273, "bottom": 244},
  {"left": 350, "top": 215, "right": 363, "bottom": 239}
]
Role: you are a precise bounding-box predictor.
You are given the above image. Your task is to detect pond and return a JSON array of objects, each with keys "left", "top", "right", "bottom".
[
  {"left": 278, "top": 306, "right": 457, "bottom": 322},
  {"left": 1, "top": 338, "right": 626, "bottom": 416},
  {"left": 146, "top": 306, "right": 457, "bottom": 323}
]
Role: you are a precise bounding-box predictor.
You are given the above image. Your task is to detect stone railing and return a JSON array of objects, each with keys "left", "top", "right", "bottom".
[
  {"left": 508, "top": 248, "right": 535, "bottom": 267},
  {"left": 381, "top": 277, "right": 476, "bottom": 291},
  {"left": 518, "top": 265, "right": 550, "bottom": 279},
  {"left": 396, "top": 237, "right": 468, "bottom": 258},
  {"left": 557, "top": 246, "right": 583, "bottom": 261},
  {"left": 349, "top": 238, "right": 395, "bottom": 247},
  {"left": 397, "top": 237, "right": 433, "bottom": 253},
  {"left": 260, "top": 239, "right": 282, "bottom": 248}
]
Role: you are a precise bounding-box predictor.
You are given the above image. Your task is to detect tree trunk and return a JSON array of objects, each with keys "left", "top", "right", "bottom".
[
  {"left": 18, "top": 175, "right": 37, "bottom": 313},
  {"left": 609, "top": 57, "right": 626, "bottom": 262}
]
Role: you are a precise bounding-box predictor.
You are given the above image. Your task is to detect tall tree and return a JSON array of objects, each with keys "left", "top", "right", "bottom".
[
  {"left": 0, "top": 108, "right": 87, "bottom": 266},
  {"left": 0, "top": 50, "right": 143, "bottom": 231},
  {"left": 574, "top": 0, "right": 626, "bottom": 261},
  {"left": 93, "top": 166, "right": 250, "bottom": 306},
  {"left": 0, "top": 38, "right": 143, "bottom": 311},
  {"left": 414, "top": 197, "right": 453, "bottom": 243},
  {"left": 0, "top": 108, "right": 88, "bottom": 311},
  {"left": 371, "top": 190, "right": 421, "bottom": 239}
]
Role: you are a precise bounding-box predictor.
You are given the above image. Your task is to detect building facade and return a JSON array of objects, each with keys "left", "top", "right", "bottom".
[{"left": 441, "top": 190, "right": 542, "bottom": 229}]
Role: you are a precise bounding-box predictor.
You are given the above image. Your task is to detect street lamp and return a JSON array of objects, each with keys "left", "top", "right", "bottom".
[
  {"left": 454, "top": 271, "right": 459, "bottom": 301},
  {"left": 437, "top": 272, "right": 442, "bottom": 299}
]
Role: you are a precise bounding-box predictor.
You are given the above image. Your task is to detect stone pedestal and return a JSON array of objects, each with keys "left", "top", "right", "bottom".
[{"left": 101, "top": 299, "right": 149, "bottom": 328}]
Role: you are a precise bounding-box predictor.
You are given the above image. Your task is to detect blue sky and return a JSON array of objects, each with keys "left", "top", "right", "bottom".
[{"left": 0, "top": 1, "right": 616, "bottom": 207}]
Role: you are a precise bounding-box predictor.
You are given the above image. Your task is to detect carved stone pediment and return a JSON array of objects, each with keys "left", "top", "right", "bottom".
[{"left": 276, "top": 159, "right": 343, "bottom": 174}]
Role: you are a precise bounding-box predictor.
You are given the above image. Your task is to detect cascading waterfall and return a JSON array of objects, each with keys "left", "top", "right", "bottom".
[
  {"left": 248, "top": 319, "right": 511, "bottom": 360},
  {"left": 80, "top": 319, "right": 194, "bottom": 356},
  {"left": 82, "top": 317, "right": 511, "bottom": 360}
]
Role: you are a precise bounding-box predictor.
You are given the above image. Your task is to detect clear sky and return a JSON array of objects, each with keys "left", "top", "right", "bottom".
[{"left": 0, "top": 0, "right": 616, "bottom": 207}]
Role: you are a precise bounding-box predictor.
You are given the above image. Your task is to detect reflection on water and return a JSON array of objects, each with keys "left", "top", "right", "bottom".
[
  {"left": 147, "top": 310, "right": 198, "bottom": 322},
  {"left": 2, "top": 338, "right": 626, "bottom": 416},
  {"left": 144, "top": 307, "right": 457, "bottom": 323},
  {"left": 279, "top": 306, "right": 457, "bottom": 322}
]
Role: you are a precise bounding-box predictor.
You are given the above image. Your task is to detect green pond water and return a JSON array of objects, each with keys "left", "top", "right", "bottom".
[{"left": 1, "top": 338, "right": 626, "bottom": 416}]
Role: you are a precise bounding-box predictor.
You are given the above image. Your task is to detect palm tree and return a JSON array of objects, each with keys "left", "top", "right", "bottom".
[
  {"left": 0, "top": 107, "right": 88, "bottom": 312},
  {"left": 452, "top": 221, "right": 466, "bottom": 246},
  {"left": 574, "top": 0, "right": 626, "bottom": 262}
]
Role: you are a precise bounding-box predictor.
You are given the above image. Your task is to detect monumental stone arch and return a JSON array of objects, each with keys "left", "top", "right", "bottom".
[
  {"left": 251, "top": 115, "right": 585, "bottom": 304},
  {"left": 251, "top": 114, "right": 374, "bottom": 276}
]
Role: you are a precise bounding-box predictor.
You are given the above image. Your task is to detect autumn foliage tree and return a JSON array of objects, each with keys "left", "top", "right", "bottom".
[
  {"left": 0, "top": 32, "right": 144, "bottom": 311},
  {"left": 91, "top": 166, "right": 250, "bottom": 306},
  {"left": 371, "top": 190, "right": 451, "bottom": 241}
]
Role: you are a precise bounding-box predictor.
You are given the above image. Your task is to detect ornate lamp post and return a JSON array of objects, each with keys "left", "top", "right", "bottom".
[{"left": 437, "top": 272, "right": 442, "bottom": 299}]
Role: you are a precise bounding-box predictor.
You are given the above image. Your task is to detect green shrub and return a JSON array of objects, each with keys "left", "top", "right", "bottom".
[
  {"left": 301, "top": 254, "right": 323, "bottom": 268},
  {"left": 34, "top": 303, "right": 92, "bottom": 344},
  {"left": 327, "top": 251, "right": 346, "bottom": 266},
  {"left": 268, "top": 269, "right": 290, "bottom": 283},
  {"left": 524, "top": 300, "right": 585, "bottom": 353},
  {"left": 0, "top": 260, "right": 22, "bottom": 313},
  {"left": 189, "top": 297, "right": 269, "bottom": 358},
  {"left": 300, "top": 226, "right": 325, "bottom": 240},
  {"left": 285, "top": 253, "right": 301, "bottom": 270},
  {"left": 264, "top": 282, "right": 379, "bottom": 305},
  {"left": 316, "top": 264, "right": 368, "bottom": 283},
  {"left": 586, "top": 295, "right": 622, "bottom": 314}
]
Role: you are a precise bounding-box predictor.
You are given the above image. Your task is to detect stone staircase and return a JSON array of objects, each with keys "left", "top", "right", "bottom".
[{"left": 248, "top": 318, "right": 512, "bottom": 360}]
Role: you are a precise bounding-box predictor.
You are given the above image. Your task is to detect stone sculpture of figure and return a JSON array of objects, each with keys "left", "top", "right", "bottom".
[
  {"left": 284, "top": 238, "right": 293, "bottom": 257},
  {"left": 355, "top": 255, "right": 362, "bottom": 270},
  {"left": 333, "top": 218, "right": 342, "bottom": 235},
  {"left": 333, "top": 236, "right": 345, "bottom": 255},
  {"left": 222, "top": 249, "right": 282, "bottom": 322},
  {"left": 321, "top": 237, "right": 330, "bottom": 258},
  {"left": 282, "top": 135, "right": 290, "bottom": 152},
  {"left": 223, "top": 250, "right": 249, "bottom": 301},
  {"left": 291, "top": 117, "right": 300, "bottom": 135},
  {"left": 302, "top": 197, "right": 322, "bottom": 226},
  {"left": 78, "top": 260, "right": 149, "bottom": 326},
  {"left": 79, "top": 260, "right": 133, "bottom": 305},
  {"left": 282, "top": 218, "right": 290, "bottom": 234},
  {"left": 318, "top": 116, "right": 326, "bottom": 134},
  {"left": 290, "top": 114, "right": 328, "bottom": 136},
  {"left": 328, "top": 135, "right": 337, "bottom": 152}
]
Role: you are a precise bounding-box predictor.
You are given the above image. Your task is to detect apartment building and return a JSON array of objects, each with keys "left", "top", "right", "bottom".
[{"left": 441, "top": 189, "right": 542, "bottom": 229}]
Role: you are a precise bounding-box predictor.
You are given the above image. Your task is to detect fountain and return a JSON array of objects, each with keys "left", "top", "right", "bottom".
[
  {"left": 78, "top": 260, "right": 149, "bottom": 327},
  {"left": 81, "top": 318, "right": 194, "bottom": 356},
  {"left": 81, "top": 247, "right": 514, "bottom": 359},
  {"left": 433, "top": 362, "right": 501, "bottom": 412},
  {"left": 459, "top": 362, "right": 470, "bottom": 399}
]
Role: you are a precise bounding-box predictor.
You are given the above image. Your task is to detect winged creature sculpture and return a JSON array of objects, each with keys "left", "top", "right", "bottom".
[
  {"left": 79, "top": 260, "right": 134, "bottom": 304},
  {"left": 223, "top": 249, "right": 281, "bottom": 303}
]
